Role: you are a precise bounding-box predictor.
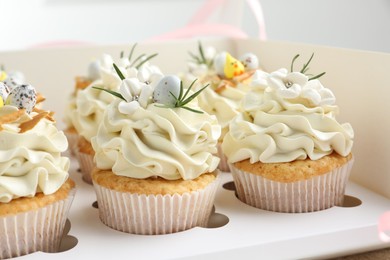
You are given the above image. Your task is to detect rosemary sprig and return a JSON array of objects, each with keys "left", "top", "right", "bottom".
[
  {"left": 128, "top": 43, "right": 137, "bottom": 61},
  {"left": 135, "top": 53, "right": 158, "bottom": 69},
  {"left": 118, "top": 43, "right": 158, "bottom": 69},
  {"left": 92, "top": 86, "right": 125, "bottom": 101},
  {"left": 129, "top": 53, "right": 146, "bottom": 68},
  {"left": 113, "top": 63, "right": 125, "bottom": 80},
  {"left": 290, "top": 54, "right": 300, "bottom": 72},
  {"left": 93, "top": 63, "right": 126, "bottom": 99},
  {"left": 290, "top": 53, "right": 326, "bottom": 80},
  {"left": 156, "top": 79, "right": 209, "bottom": 114},
  {"left": 188, "top": 41, "right": 213, "bottom": 68},
  {"left": 309, "top": 72, "right": 326, "bottom": 80}
]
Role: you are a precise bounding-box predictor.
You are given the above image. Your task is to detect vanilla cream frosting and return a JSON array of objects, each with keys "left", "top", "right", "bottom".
[
  {"left": 195, "top": 81, "right": 250, "bottom": 140},
  {"left": 183, "top": 49, "right": 259, "bottom": 141},
  {"left": 71, "top": 60, "right": 162, "bottom": 142},
  {"left": 64, "top": 54, "right": 114, "bottom": 130},
  {"left": 92, "top": 98, "right": 221, "bottom": 180},
  {"left": 222, "top": 69, "right": 354, "bottom": 164},
  {"left": 64, "top": 53, "right": 147, "bottom": 132},
  {"left": 0, "top": 106, "right": 69, "bottom": 203}
]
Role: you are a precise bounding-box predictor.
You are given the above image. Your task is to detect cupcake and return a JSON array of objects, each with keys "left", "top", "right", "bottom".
[
  {"left": 222, "top": 54, "right": 354, "bottom": 213},
  {"left": 183, "top": 43, "right": 261, "bottom": 171},
  {"left": 0, "top": 84, "right": 75, "bottom": 258},
  {"left": 63, "top": 72, "right": 94, "bottom": 156},
  {"left": 91, "top": 71, "right": 221, "bottom": 235},
  {"left": 67, "top": 47, "right": 160, "bottom": 183}
]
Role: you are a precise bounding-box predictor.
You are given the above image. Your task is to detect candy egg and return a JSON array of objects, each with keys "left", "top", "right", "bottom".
[
  {"left": 88, "top": 61, "right": 101, "bottom": 81},
  {"left": 3, "top": 74, "right": 24, "bottom": 91},
  {"left": 214, "top": 52, "right": 245, "bottom": 79},
  {"left": 214, "top": 52, "right": 226, "bottom": 76},
  {"left": 240, "top": 53, "right": 259, "bottom": 71},
  {"left": 0, "top": 96, "right": 3, "bottom": 108},
  {"left": 153, "top": 75, "right": 181, "bottom": 106},
  {"left": 7, "top": 71, "right": 25, "bottom": 83},
  {"left": 0, "top": 82, "right": 10, "bottom": 104},
  {"left": 6, "top": 84, "right": 37, "bottom": 113}
]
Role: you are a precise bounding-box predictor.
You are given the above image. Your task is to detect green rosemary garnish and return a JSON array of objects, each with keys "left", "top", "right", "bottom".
[
  {"left": 92, "top": 86, "right": 125, "bottom": 101},
  {"left": 156, "top": 79, "right": 209, "bottom": 114},
  {"left": 92, "top": 63, "right": 126, "bottom": 99},
  {"left": 134, "top": 53, "right": 158, "bottom": 69},
  {"left": 290, "top": 53, "right": 326, "bottom": 80},
  {"left": 113, "top": 63, "right": 125, "bottom": 80},
  {"left": 118, "top": 43, "right": 158, "bottom": 69},
  {"left": 128, "top": 43, "right": 137, "bottom": 61},
  {"left": 188, "top": 41, "right": 214, "bottom": 68}
]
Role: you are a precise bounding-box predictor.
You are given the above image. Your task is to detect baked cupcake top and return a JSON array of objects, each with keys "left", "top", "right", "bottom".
[
  {"left": 183, "top": 43, "right": 260, "bottom": 140},
  {"left": 91, "top": 71, "right": 221, "bottom": 181},
  {"left": 222, "top": 54, "right": 354, "bottom": 164},
  {"left": 0, "top": 84, "right": 69, "bottom": 203},
  {"left": 67, "top": 47, "right": 160, "bottom": 142}
]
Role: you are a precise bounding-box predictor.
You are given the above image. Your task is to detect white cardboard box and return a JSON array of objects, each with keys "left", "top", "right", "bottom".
[{"left": 1, "top": 38, "right": 390, "bottom": 259}]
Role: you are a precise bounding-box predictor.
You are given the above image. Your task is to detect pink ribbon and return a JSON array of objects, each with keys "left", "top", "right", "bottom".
[
  {"left": 147, "top": 0, "right": 267, "bottom": 42},
  {"left": 378, "top": 211, "right": 390, "bottom": 242},
  {"left": 30, "top": 0, "right": 267, "bottom": 48}
]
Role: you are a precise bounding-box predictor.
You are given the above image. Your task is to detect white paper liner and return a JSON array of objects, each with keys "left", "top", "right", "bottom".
[
  {"left": 92, "top": 174, "right": 220, "bottom": 235},
  {"left": 230, "top": 158, "right": 354, "bottom": 213},
  {"left": 217, "top": 143, "right": 230, "bottom": 172},
  {"left": 77, "top": 151, "right": 94, "bottom": 184},
  {"left": 0, "top": 188, "right": 76, "bottom": 259},
  {"left": 64, "top": 131, "right": 79, "bottom": 157}
]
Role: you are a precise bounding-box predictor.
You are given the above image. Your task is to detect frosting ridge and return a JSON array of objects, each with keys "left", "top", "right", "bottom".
[
  {"left": 222, "top": 68, "right": 354, "bottom": 164},
  {"left": 92, "top": 99, "right": 221, "bottom": 180},
  {"left": 0, "top": 106, "right": 69, "bottom": 203}
]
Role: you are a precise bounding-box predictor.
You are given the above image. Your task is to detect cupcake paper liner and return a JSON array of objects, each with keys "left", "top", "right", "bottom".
[
  {"left": 217, "top": 143, "right": 230, "bottom": 172},
  {"left": 230, "top": 157, "right": 354, "bottom": 213},
  {"left": 93, "top": 174, "right": 220, "bottom": 235},
  {"left": 0, "top": 188, "right": 76, "bottom": 259},
  {"left": 76, "top": 151, "right": 95, "bottom": 184},
  {"left": 64, "top": 131, "right": 79, "bottom": 157}
]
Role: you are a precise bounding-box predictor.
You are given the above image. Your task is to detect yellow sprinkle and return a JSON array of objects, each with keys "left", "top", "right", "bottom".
[{"left": 0, "top": 71, "right": 7, "bottom": 82}]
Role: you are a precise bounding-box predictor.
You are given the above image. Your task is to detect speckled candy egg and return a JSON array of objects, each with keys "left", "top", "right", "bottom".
[
  {"left": 153, "top": 75, "right": 181, "bottom": 106},
  {"left": 0, "top": 82, "right": 10, "bottom": 104},
  {"left": 3, "top": 72, "right": 24, "bottom": 91},
  {"left": 6, "top": 84, "right": 37, "bottom": 113},
  {"left": 240, "top": 53, "right": 259, "bottom": 71}
]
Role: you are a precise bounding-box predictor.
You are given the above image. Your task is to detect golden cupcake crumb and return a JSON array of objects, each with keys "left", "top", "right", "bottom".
[
  {"left": 75, "top": 76, "right": 92, "bottom": 91},
  {"left": 65, "top": 126, "right": 78, "bottom": 134},
  {"left": 92, "top": 169, "right": 217, "bottom": 195},
  {"left": 78, "top": 136, "right": 94, "bottom": 154},
  {"left": 0, "top": 179, "right": 75, "bottom": 216},
  {"left": 233, "top": 152, "right": 353, "bottom": 183}
]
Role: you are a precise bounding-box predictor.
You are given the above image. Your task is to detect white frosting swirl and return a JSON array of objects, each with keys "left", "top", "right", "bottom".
[
  {"left": 0, "top": 106, "right": 69, "bottom": 203},
  {"left": 195, "top": 81, "right": 250, "bottom": 139},
  {"left": 222, "top": 69, "right": 353, "bottom": 164},
  {"left": 72, "top": 62, "right": 162, "bottom": 142},
  {"left": 92, "top": 99, "right": 221, "bottom": 180},
  {"left": 183, "top": 49, "right": 259, "bottom": 140}
]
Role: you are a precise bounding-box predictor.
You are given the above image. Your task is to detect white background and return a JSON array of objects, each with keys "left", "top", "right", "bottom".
[{"left": 1, "top": 0, "right": 389, "bottom": 53}]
